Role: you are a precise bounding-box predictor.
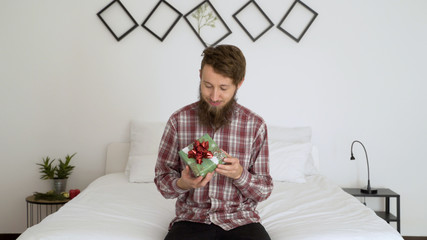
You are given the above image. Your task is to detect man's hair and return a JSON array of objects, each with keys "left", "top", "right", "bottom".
[{"left": 201, "top": 45, "right": 246, "bottom": 86}]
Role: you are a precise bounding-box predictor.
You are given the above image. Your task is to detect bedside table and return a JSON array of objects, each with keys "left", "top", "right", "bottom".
[
  {"left": 342, "top": 188, "right": 400, "bottom": 233},
  {"left": 26, "top": 195, "right": 70, "bottom": 227}
]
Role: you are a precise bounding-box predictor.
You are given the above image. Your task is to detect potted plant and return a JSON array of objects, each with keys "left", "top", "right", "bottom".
[
  {"left": 37, "top": 156, "right": 56, "bottom": 180},
  {"left": 56, "top": 153, "right": 76, "bottom": 179},
  {"left": 37, "top": 153, "right": 76, "bottom": 193}
]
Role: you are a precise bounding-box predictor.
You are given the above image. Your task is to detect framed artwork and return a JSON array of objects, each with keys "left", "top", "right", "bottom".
[
  {"left": 277, "top": 0, "right": 318, "bottom": 43},
  {"left": 97, "top": 0, "right": 138, "bottom": 41},
  {"left": 184, "top": 1, "right": 232, "bottom": 48},
  {"left": 233, "top": 0, "right": 274, "bottom": 42},
  {"left": 141, "top": 0, "right": 183, "bottom": 42}
]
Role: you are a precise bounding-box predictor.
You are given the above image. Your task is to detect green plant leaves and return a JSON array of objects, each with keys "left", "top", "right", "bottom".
[{"left": 36, "top": 153, "right": 76, "bottom": 179}]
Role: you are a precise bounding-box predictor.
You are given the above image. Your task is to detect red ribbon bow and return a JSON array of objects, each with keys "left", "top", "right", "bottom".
[{"left": 188, "top": 140, "right": 213, "bottom": 164}]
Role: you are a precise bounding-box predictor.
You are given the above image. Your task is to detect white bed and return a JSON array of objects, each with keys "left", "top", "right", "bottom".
[{"left": 18, "top": 123, "right": 403, "bottom": 240}]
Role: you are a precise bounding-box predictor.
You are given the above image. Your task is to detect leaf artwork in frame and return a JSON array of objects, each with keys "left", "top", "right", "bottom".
[
  {"left": 184, "top": 1, "right": 232, "bottom": 48},
  {"left": 192, "top": 2, "right": 217, "bottom": 35}
]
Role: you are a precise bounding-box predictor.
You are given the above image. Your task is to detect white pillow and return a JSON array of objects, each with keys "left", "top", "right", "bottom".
[
  {"left": 268, "top": 126, "right": 311, "bottom": 143},
  {"left": 267, "top": 126, "right": 318, "bottom": 176},
  {"left": 305, "top": 146, "right": 319, "bottom": 176},
  {"left": 128, "top": 154, "right": 158, "bottom": 183},
  {"left": 129, "top": 121, "right": 166, "bottom": 156},
  {"left": 126, "top": 121, "right": 166, "bottom": 176},
  {"left": 269, "top": 140, "right": 312, "bottom": 183}
]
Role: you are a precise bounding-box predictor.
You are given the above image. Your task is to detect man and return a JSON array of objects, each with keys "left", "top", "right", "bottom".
[{"left": 155, "top": 45, "right": 273, "bottom": 240}]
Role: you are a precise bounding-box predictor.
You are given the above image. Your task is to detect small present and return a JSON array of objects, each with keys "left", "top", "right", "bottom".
[{"left": 179, "top": 134, "right": 226, "bottom": 177}]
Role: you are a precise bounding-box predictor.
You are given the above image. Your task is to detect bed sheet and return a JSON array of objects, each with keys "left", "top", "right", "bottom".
[
  {"left": 259, "top": 175, "right": 403, "bottom": 239},
  {"left": 19, "top": 173, "right": 175, "bottom": 240},
  {"left": 18, "top": 173, "right": 402, "bottom": 240}
]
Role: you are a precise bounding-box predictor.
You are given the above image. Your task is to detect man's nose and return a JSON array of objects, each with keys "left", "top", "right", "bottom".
[{"left": 211, "top": 88, "right": 220, "bottom": 101}]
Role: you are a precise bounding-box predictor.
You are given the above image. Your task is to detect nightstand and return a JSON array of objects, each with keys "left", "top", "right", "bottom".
[
  {"left": 342, "top": 188, "right": 400, "bottom": 233},
  {"left": 26, "top": 195, "right": 69, "bottom": 227}
]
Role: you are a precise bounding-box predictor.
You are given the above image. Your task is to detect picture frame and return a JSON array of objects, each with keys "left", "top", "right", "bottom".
[
  {"left": 233, "top": 0, "right": 274, "bottom": 42},
  {"left": 184, "top": 1, "right": 232, "bottom": 48},
  {"left": 97, "top": 0, "right": 139, "bottom": 41},
  {"left": 277, "top": 0, "right": 318, "bottom": 43},
  {"left": 141, "top": 0, "right": 183, "bottom": 42}
]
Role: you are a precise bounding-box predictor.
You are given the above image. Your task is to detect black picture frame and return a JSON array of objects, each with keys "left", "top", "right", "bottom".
[
  {"left": 184, "top": 1, "right": 232, "bottom": 48},
  {"left": 141, "top": 0, "right": 183, "bottom": 42},
  {"left": 233, "top": 0, "right": 274, "bottom": 42},
  {"left": 277, "top": 0, "right": 318, "bottom": 43},
  {"left": 97, "top": 0, "right": 139, "bottom": 41}
]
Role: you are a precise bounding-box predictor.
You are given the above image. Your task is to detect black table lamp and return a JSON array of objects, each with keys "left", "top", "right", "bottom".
[{"left": 350, "top": 140, "right": 377, "bottom": 194}]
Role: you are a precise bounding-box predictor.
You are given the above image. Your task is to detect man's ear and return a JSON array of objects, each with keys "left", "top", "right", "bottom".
[
  {"left": 199, "top": 69, "right": 202, "bottom": 80},
  {"left": 237, "top": 78, "right": 244, "bottom": 89}
]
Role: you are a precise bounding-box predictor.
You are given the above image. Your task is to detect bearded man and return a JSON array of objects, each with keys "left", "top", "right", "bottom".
[{"left": 155, "top": 45, "right": 273, "bottom": 240}]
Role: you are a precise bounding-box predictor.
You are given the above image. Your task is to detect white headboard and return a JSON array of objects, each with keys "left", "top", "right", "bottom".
[{"left": 105, "top": 142, "right": 130, "bottom": 174}]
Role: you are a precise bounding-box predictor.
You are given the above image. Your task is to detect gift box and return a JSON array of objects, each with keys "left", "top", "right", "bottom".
[{"left": 179, "top": 134, "right": 226, "bottom": 177}]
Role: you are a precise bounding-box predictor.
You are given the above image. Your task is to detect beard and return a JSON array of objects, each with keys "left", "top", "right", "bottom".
[{"left": 198, "top": 90, "right": 236, "bottom": 130}]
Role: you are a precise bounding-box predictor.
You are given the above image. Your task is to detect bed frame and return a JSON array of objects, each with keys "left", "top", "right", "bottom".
[
  {"left": 105, "top": 142, "right": 130, "bottom": 174},
  {"left": 19, "top": 142, "right": 403, "bottom": 240}
]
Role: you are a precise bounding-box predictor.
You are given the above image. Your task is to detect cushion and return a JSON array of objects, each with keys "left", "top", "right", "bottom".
[
  {"left": 268, "top": 126, "right": 311, "bottom": 143},
  {"left": 126, "top": 121, "right": 166, "bottom": 177},
  {"left": 267, "top": 126, "right": 318, "bottom": 176},
  {"left": 125, "top": 122, "right": 317, "bottom": 183},
  {"left": 269, "top": 140, "right": 312, "bottom": 183},
  {"left": 129, "top": 121, "right": 166, "bottom": 156},
  {"left": 128, "top": 154, "right": 158, "bottom": 183},
  {"left": 305, "top": 146, "right": 319, "bottom": 176}
]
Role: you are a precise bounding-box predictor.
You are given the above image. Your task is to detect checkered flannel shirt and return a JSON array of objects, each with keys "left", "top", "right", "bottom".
[{"left": 154, "top": 102, "right": 273, "bottom": 231}]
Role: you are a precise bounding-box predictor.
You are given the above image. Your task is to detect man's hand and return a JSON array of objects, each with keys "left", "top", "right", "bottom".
[
  {"left": 176, "top": 166, "right": 214, "bottom": 190},
  {"left": 215, "top": 151, "right": 243, "bottom": 180}
]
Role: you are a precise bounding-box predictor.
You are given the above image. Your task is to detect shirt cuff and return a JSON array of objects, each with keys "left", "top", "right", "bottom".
[
  {"left": 233, "top": 168, "right": 250, "bottom": 188},
  {"left": 172, "top": 178, "right": 190, "bottom": 194}
]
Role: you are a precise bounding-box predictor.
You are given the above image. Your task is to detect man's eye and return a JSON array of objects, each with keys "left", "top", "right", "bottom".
[
  {"left": 205, "top": 85, "right": 213, "bottom": 88},
  {"left": 220, "top": 87, "right": 228, "bottom": 91}
]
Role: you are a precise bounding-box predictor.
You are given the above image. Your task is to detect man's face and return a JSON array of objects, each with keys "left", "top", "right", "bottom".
[{"left": 199, "top": 64, "right": 242, "bottom": 110}]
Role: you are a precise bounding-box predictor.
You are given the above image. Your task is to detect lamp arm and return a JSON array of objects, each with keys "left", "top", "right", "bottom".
[{"left": 351, "top": 140, "right": 371, "bottom": 190}]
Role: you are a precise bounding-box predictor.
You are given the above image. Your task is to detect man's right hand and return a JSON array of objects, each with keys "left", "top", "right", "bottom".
[{"left": 176, "top": 166, "right": 213, "bottom": 190}]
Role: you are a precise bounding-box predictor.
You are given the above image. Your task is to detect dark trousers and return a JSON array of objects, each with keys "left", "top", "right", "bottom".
[{"left": 164, "top": 221, "right": 271, "bottom": 240}]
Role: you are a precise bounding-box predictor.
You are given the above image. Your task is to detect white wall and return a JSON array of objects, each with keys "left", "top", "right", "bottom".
[{"left": 1, "top": 0, "right": 426, "bottom": 236}]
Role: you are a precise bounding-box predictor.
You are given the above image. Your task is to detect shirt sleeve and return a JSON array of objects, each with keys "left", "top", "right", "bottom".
[
  {"left": 154, "top": 118, "right": 189, "bottom": 199},
  {"left": 233, "top": 122, "right": 273, "bottom": 202}
]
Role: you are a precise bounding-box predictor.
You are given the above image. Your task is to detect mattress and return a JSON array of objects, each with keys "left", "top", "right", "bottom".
[{"left": 18, "top": 173, "right": 402, "bottom": 240}]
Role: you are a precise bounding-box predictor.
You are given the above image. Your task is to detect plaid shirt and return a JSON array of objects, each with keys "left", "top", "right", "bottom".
[{"left": 154, "top": 102, "right": 273, "bottom": 231}]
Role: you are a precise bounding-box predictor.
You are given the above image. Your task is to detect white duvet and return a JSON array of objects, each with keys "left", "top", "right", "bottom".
[{"left": 19, "top": 173, "right": 402, "bottom": 240}]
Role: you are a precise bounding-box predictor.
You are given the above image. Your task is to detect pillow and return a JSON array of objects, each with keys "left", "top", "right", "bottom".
[
  {"left": 269, "top": 140, "right": 312, "bottom": 183},
  {"left": 128, "top": 154, "right": 158, "bottom": 183},
  {"left": 267, "top": 125, "right": 318, "bottom": 176},
  {"left": 268, "top": 126, "right": 311, "bottom": 143},
  {"left": 305, "top": 146, "right": 319, "bottom": 176},
  {"left": 126, "top": 121, "right": 166, "bottom": 176},
  {"left": 129, "top": 121, "right": 166, "bottom": 156}
]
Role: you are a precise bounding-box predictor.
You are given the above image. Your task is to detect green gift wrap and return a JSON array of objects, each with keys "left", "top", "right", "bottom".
[{"left": 179, "top": 134, "right": 226, "bottom": 177}]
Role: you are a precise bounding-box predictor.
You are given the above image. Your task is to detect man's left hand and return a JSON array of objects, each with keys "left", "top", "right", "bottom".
[{"left": 215, "top": 151, "right": 243, "bottom": 180}]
